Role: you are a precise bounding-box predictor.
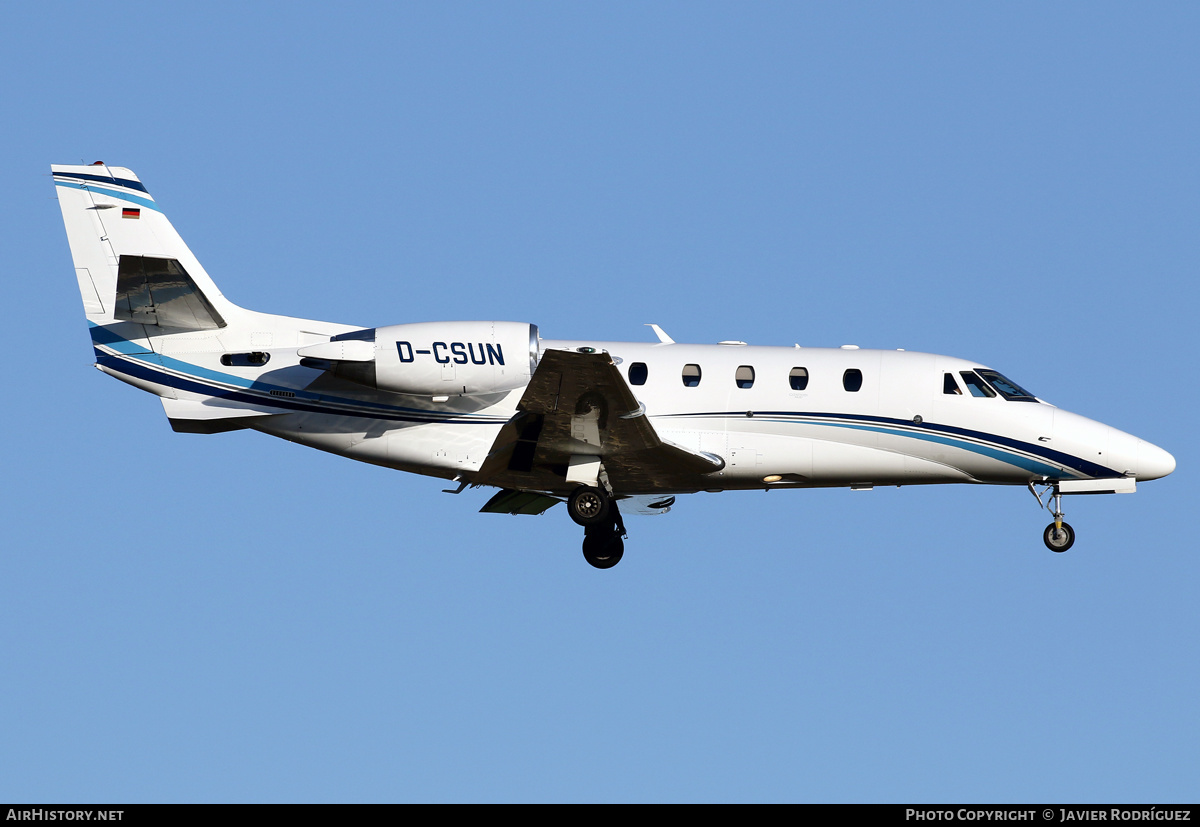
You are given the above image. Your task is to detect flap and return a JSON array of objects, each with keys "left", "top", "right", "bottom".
[{"left": 479, "top": 489, "right": 561, "bottom": 515}]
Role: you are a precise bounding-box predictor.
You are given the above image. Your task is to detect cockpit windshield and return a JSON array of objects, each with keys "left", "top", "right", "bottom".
[
  {"left": 959, "top": 371, "right": 996, "bottom": 398},
  {"left": 976, "top": 369, "right": 1038, "bottom": 402}
]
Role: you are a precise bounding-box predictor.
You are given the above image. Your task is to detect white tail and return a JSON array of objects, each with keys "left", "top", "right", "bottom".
[
  {"left": 52, "top": 163, "right": 237, "bottom": 328},
  {"left": 53, "top": 163, "right": 355, "bottom": 431}
]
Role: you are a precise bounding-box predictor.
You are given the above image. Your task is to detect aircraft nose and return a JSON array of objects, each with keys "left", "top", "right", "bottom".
[{"left": 1137, "top": 439, "right": 1176, "bottom": 481}]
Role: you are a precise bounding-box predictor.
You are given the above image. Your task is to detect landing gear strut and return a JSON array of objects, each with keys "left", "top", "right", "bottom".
[
  {"left": 571, "top": 486, "right": 627, "bottom": 568},
  {"left": 1029, "top": 482, "right": 1076, "bottom": 553}
]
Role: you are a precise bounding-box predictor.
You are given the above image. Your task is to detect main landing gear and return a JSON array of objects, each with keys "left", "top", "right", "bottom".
[
  {"left": 568, "top": 485, "right": 627, "bottom": 569},
  {"left": 1029, "top": 482, "right": 1076, "bottom": 553}
]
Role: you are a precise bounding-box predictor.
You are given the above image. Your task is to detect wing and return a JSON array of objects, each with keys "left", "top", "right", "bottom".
[{"left": 474, "top": 349, "right": 723, "bottom": 495}]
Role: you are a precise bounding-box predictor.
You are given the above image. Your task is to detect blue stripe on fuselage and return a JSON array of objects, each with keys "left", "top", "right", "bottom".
[
  {"left": 806, "top": 420, "right": 1065, "bottom": 478},
  {"left": 667, "top": 409, "right": 1119, "bottom": 480},
  {"left": 95, "top": 352, "right": 500, "bottom": 425},
  {"left": 88, "top": 325, "right": 504, "bottom": 424}
]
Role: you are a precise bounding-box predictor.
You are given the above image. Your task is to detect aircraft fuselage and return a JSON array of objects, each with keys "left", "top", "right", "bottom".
[{"left": 56, "top": 162, "right": 1174, "bottom": 566}]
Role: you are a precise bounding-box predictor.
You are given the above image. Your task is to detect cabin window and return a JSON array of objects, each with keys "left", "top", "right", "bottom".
[
  {"left": 682, "top": 364, "right": 702, "bottom": 387},
  {"left": 735, "top": 366, "right": 755, "bottom": 389},
  {"left": 221, "top": 352, "right": 270, "bottom": 367},
  {"left": 843, "top": 368, "right": 862, "bottom": 392},
  {"left": 789, "top": 367, "right": 809, "bottom": 391},
  {"left": 628, "top": 362, "right": 648, "bottom": 385},
  {"left": 943, "top": 373, "right": 962, "bottom": 395},
  {"left": 959, "top": 371, "right": 996, "bottom": 398},
  {"left": 977, "top": 369, "right": 1038, "bottom": 402}
]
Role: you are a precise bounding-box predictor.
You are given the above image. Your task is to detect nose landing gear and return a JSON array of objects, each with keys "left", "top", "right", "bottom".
[
  {"left": 1029, "top": 482, "right": 1076, "bottom": 553},
  {"left": 569, "top": 485, "right": 627, "bottom": 568},
  {"left": 1043, "top": 520, "right": 1075, "bottom": 552}
]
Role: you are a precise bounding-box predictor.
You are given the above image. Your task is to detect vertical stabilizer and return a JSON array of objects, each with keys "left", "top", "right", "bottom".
[
  {"left": 54, "top": 162, "right": 353, "bottom": 422},
  {"left": 52, "top": 164, "right": 237, "bottom": 327}
]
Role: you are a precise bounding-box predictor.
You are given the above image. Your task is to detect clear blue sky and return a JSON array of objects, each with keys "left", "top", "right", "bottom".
[{"left": 2, "top": 1, "right": 1196, "bottom": 802}]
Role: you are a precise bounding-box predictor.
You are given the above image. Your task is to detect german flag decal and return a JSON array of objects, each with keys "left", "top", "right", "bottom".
[{"left": 122, "top": 208, "right": 140, "bottom": 219}]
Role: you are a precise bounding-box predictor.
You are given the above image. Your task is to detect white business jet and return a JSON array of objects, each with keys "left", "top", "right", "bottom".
[{"left": 54, "top": 163, "right": 1175, "bottom": 568}]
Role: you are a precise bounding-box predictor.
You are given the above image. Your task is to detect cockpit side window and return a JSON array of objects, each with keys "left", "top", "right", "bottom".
[
  {"left": 943, "top": 373, "right": 962, "bottom": 395},
  {"left": 959, "top": 371, "right": 996, "bottom": 398},
  {"left": 977, "top": 369, "right": 1038, "bottom": 402}
]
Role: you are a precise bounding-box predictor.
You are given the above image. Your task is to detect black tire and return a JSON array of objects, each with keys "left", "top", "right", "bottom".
[
  {"left": 1043, "top": 521, "right": 1075, "bottom": 553},
  {"left": 567, "top": 485, "right": 610, "bottom": 527},
  {"left": 583, "top": 533, "right": 624, "bottom": 569}
]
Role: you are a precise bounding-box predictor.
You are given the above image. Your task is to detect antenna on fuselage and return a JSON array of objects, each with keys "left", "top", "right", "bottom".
[{"left": 645, "top": 323, "right": 675, "bottom": 344}]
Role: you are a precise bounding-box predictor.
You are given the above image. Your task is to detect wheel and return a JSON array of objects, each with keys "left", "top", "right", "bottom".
[
  {"left": 567, "top": 485, "right": 610, "bottom": 527},
  {"left": 583, "top": 533, "right": 624, "bottom": 569},
  {"left": 1043, "top": 521, "right": 1075, "bottom": 553}
]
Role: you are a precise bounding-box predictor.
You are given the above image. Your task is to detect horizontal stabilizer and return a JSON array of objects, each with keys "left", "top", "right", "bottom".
[
  {"left": 161, "top": 397, "right": 280, "bottom": 434},
  {"left": 480, "top": 489, "right": 561, "bottom": 515}
]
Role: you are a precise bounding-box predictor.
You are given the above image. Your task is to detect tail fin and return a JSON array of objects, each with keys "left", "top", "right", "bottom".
[
  {"left": 52, "top": 163, "right": 237, "bottom": 329},
  {"left": 54, "top": 163, "right": 353, "bottom": 430}
]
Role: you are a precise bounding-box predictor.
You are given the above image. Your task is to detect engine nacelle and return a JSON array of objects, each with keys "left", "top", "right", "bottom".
[{"left": 302, "top": 321, "right": 540, "bottom": 396}]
